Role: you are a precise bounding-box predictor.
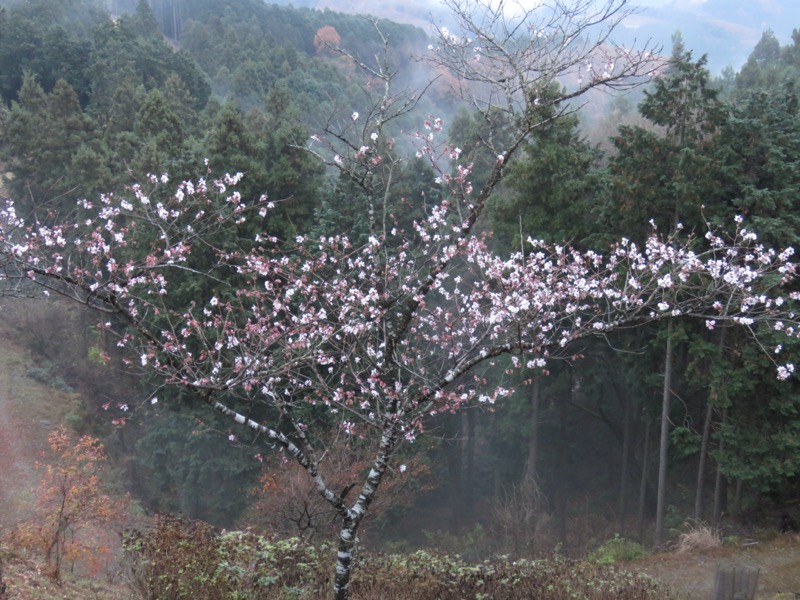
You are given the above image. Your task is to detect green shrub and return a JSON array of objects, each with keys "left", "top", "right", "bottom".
[
  {"left": 588, "top": 534, "right": 648, "bottom": 565},
  {"left": 26, "top": 362, "right": 75, "bottom": 393},
  {"left": 354, "top": 551, "right": 666, "bottom": 599},
  {"left": 723, "top": 535, "right": 741, "bottom": 546}
]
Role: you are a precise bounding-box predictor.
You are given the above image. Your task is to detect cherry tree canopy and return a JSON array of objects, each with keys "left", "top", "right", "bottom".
[{"left": 0, "top": 1, "right": 797, "bottom": 598}]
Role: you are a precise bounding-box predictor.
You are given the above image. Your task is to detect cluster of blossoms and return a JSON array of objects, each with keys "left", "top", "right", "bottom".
[
  {"left": 423, "top": 117, "right": 444, "bottom": 132},
  {"left": 2, "top": 173, "right": 799, "bottom": 433},
  {"left": 437, "top": 25, "right": 472, "bottom": 47},
  {"left": 309, "top": 112, "right": 392, "bottom": 171}
]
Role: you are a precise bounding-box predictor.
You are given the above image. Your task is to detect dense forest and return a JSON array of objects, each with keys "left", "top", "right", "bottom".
[{"left": 2, "top": 0, "right": 800, "bottom": 593}]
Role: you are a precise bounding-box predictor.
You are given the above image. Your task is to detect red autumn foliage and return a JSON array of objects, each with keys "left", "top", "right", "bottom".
[{"left": 314, "top": 26, "right": 341, "bottom": 55}]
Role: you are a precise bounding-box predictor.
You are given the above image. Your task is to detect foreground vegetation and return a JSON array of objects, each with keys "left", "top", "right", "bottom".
[
  {"left": 5, "top": 517, "right": 800, "bottom": 599},
  {"left": 118, "top": 515, "right": 667, "bottom": 600},
  {"left": 2, "top": 516, "right": 668, "bottom": 600}
]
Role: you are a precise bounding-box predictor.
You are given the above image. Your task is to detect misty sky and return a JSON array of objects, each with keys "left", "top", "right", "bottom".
[
  {"left": 291, "top": 0, "right": 800, "bottom": 74},
  {"left": 617, "top": 0, "right": 800, "bottom": 72}
]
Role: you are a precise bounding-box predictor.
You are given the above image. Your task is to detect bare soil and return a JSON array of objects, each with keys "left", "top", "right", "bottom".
[{"left": 634, "top": 535, "right": 800, "bottom": 599}]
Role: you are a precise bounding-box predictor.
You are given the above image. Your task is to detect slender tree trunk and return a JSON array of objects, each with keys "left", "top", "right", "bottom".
[
  {"left": 713, "top": 411, "right": 728, "bottom": 522},
  {"left": 655, "top": 323, "right": 675, "bottom": 547},
  {"left": 554, "top": 372, "right": 571, "bottom": 548},
  {"left": 734, "top": 480, "right": 744, "bottom": 516},
  {"left": 334, "top": 518, "right": 358, "bottom": 600},
  {"left": 465, "top": 408, "right": 476, "bottom": 518},
  {"left": 444, "top": 413, "right": 463, "bottom": 533},
  {"left": 638, "top": 420, "right": 651, "bottom": 543},
  {"left": 713, "top": 470, "right": 727, "bottom": 523},
  {"left": 696, "top": 329, "right": 726, "bottom": 521},
  {"left": 490, "top": 410, "right": 501, "bottom": 497},
  {"left": 525, "top": 376, "right": 542, "bottom": 493},
  {"left": 618, "top": 388, "right": 632, "bottom": 532},
  {"left": 521, "top": 376, "right": 543, "bottom": 552},
  {"left": 0, "top": 548, "right": 6, "bottom": 595},
  {"left": 172, "top": 0, "right": 180, "bottom": 41},
  {"left": 694, "top": 399, "right": 714, "bottom": 521}
]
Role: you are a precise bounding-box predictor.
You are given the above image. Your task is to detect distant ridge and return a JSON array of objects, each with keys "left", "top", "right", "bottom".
[{"left": 274, "top": 0, "right": 800, "bottom": 74}]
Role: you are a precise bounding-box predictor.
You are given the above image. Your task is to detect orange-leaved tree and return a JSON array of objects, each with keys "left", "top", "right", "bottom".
[
  {"left": 313, "top": 25, "right": 341, "bottom": 55},
  {"left": 15, "top": 426, "right": 126, "bottom": 580}
]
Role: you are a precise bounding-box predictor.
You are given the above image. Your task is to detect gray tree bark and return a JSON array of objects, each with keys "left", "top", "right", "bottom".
[
  {"left": 655, "top": 323, "right": 675, "bottom": 547},
  {"left": 618, "top": 388, "right": 632, "bottom": 531},
  {"left": 694, "top": 399, "right": 714, "bottom": 521},
  {"left": 696, "top": 329, "right": 726, "bottom": 521},
  {"left": 713, "top": 411, "right": 729, "bottom": 521},
  {"left": 637, "top": 420, "right": 651, "bottom": 543},
  {"left": 525, "top": 376, "right": 542, "bottom": 492}
]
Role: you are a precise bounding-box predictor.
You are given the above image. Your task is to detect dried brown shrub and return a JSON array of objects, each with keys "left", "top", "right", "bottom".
[{"left": 674, "top": 521, "right": 722, "bottom": 554}]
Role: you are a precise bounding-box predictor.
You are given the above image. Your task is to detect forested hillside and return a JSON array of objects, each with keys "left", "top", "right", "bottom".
[{"left": 2, "top": 0, "right": 800, "bottom": 598}]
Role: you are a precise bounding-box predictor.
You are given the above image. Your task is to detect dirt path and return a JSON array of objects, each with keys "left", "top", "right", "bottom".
[{"left": 637, "top": 536, "right": 800, "bottom": 599}]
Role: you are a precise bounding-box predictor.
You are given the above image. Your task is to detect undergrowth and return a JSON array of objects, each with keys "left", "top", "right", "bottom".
[
  {"left": 122, "top": 515, "right": 670, "bottom": 600},
  {"left": 589, "top": 534, "right": 649, "bottom": 564}
]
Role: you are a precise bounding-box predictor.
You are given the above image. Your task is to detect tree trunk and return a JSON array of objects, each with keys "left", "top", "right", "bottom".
[
  {"left": 696, "top": 329, "right": 727, "bottom": 521},
  {"left": 444, "top": 413, "right": 463, "bottom": 533},
  {"left": 694, "top": 399, "right": 714, "bottom": 521},
  {"left": 465, "top": 408, "right": 476, "bottom": 518},
  {"left": 732, "top": 478, "right": 743, "bottom": 517},
  {"left": 713, "top": 469, "right": 728, "bottom": 523},
  {"left": 490, "top": 410, "right": 502, "bottom": 497},
  {"left": 618, "top": 388, "right": 632, "bottom": 532},
  {"left": 713, "top": 411, "right": 729, "bottom": 522},
  {"left": 333, "top": 519, "right": 358, "bottom": 600},
  {"left": 554, "top": 371, "right": 571, "bottom": 548},
  {"left": 172, "top": 0, "right": 181, "bottom": 42},
  {"left": 0, "top": 547, "right": 6, "bottom": 595},
  {"left": 332, "top": 424, "right": 398, "bottom": 600},
  {"left": 525, "top": 376, "right": 542, "bottom": 493},
  {"left": 655, "top": 323, "right": 675, "bottom": 547},
  {"left": 638, "top": 420, "right": 651, "bottom": 543}
]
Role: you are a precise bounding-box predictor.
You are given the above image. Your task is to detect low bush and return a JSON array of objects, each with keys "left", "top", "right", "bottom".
[
  {"left": 352, "top": 551, "right": 665, "bottom": 600},
  {"left": 123, "top": 516, "right": 669, "bottom": 599},
  {"left": 26, "top": 363, "right": 75, "bottom": 393},
  {"left": 122, "top": 515, "right": 331, "bottom": 600},
  {"left": 588, "top": 534, "right": 648, "bottom": 565}
]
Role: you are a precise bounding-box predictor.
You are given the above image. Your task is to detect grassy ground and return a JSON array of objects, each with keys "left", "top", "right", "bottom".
[{"left": 0, "top": 311, "right": 78, "bottom": 533}]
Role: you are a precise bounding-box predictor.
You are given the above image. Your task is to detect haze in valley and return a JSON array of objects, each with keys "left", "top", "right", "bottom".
[{"left": 282, "top": 0, "right": 800, "bottom": 73}]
